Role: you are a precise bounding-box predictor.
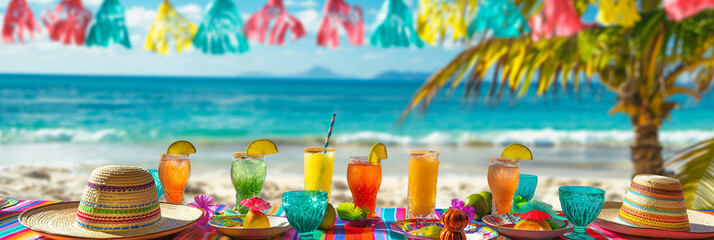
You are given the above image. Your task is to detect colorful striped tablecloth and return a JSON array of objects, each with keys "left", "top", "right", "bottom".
[{"left": 1, "top": 200, "right": 713, "bottom": 240}]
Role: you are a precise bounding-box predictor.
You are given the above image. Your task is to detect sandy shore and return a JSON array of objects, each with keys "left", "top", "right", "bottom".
[{"left": 0, "top": 166, "right": 630, "bottom": 210}]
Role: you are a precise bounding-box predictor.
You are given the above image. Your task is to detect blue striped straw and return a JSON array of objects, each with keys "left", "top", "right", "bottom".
[{"left": 323, "top": 114, "right": 336, "bottom": 153}]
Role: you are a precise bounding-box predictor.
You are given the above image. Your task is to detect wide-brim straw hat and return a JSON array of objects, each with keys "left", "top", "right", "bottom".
[
  {"left": 596, "top": 202, "right": 714, "bottom": 239},
  {"left": 18, "top": 166, "right": 203, "bottom": 240}
]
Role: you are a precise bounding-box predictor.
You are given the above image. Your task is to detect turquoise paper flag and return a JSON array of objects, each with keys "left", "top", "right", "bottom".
[
  {"left": 193, "top": 0, "right": 249, "bottom": 54},
  {"left": 86, "top": 0, "right": 130, "bottom": 48},
  {"left": 370, "top": 0, "right": 423, "bottom": 48},
  {"left": 468, "top": 0, "right": 530, "bottom": 38}
]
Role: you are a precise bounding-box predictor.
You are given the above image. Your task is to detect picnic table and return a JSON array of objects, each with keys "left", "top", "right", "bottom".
[{"left": 1, "top": 200, "right": 713, "bottom": 239}]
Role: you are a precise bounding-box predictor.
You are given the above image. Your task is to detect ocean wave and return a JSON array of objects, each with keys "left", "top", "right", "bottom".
[{"left": 0, "top": 128, "right": 127, "bottom": 143}]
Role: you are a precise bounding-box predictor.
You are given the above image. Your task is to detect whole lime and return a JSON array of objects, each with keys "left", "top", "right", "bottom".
[
  {"left": 318, "top": 204, "right": 336, "bottom": 230},
  {"left": 416, "top": 225, "right": 442, "bottom": 239},
  {"left": 464, "top": 194, "right": 489, "bottom": 220},
  {"left": 480, "top": 191, "right": 493, "bottom": 214}
]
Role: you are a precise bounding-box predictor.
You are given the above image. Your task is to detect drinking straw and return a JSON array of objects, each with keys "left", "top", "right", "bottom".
[{"left": 323, "top": 114, "right": 336, "bottom": 152}]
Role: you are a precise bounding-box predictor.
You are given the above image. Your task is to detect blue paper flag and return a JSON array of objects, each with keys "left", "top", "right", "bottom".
[
  {"left": 86, "top": 0, "right": 131, "bottom": 48},
  {"left": 192, "top": 0, "right": 249, "bottom": 54},
  {"left": 370, "top": 0, "right": 424, "bottom": 48},
  {"left": 468, "top": 0, "right": 530, "bottom": 38}
]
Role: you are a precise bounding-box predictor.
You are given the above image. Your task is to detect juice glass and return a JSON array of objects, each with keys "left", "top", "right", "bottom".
[
  {"left": 347, "top": 156, "right": 382, "bottom": 217},
  {"left": 487, "top": 157, "right": 520, "bottom": 214},
  {"left": 304, "top": 147, "right": 335, "bottom": 201},
  {"left": 407, "top": 150, "right": 440, "bottom": 219},
  {"left": 158, "top": 154, "right": 191, "bottom": 204},
  {"left": 231, "top": 152, "right": 267, "bottom": 214}
]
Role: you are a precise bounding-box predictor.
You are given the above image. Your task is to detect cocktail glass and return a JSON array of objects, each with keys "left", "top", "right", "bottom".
[
  {"left": 347, "top": 156, "right": 382, "bottom": 217},
  {"left": 487, "top": 157, "right": 520, "bottom": 214},
  {"left": 407, "top": 150, "right": 440, "bottom": 219},
  {"left": 559, "top": 186, "right": 605, "bottom": 240},
  {"left": 304, "top": 147, "right": 335, "bottom": 201},
  {"left": 282, "top": 190, "right": 328, "bottom": 240},
  {"left": 158, "top": 154, "right": 191, "bottom": 204},
  {"left": 147, "top": 169, "right": 164, "bottom": 199},
  {"left": 515, "top": 174, "right": 538, "bottom": 201},
  {"left": 231, "top": 152, "right": 267, "bottom": 214}
]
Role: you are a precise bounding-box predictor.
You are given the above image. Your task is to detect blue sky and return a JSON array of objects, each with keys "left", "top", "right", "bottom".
[{"left": 0, "top": 0, "right": 467, "bottom": 78}]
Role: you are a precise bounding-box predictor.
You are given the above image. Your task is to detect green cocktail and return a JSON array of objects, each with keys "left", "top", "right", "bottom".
[{"left": 231, "top": 152, "right": 267, "bottom": 214}]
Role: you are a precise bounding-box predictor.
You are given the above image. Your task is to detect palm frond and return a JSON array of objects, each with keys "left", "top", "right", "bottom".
[{"left": 666, "top": 137, "right": 714, "bottom": 209}]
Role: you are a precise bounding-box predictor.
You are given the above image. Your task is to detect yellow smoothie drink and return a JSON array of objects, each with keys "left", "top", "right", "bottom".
[
  {"left": 304, "top": 147, "right": 335, "bottom": 200},
  {"left": 407, "top": 150, "right": 440, "bottom": 219}
]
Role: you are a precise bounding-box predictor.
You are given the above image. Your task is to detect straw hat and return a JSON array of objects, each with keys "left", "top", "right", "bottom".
[
  {"left": 19, "top": 166, "right": 203, "bottom": 240},
  {"left": 595, "top": 174, "right": 714, "bottom": 239}
]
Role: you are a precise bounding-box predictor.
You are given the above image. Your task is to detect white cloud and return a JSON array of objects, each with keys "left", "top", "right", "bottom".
[
  {"left": 295, "top": 8, "right": 320, "bottom": 33},
  {"left": 177, "top": 4, "right": 203, "bottom": 22},
  {"left": 125, "top": 6, "right": 157, "bottom": 30},
  {"left": 285, "top": 0, "right": 319, "bottom": 8}
]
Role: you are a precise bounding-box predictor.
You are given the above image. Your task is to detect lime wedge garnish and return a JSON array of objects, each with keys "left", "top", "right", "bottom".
[
  {"left": 246, "top": 139, "right": 278, "bottom": 156},
  {"left": 368, "top": 143, "right": 387, "bottom": 164},
  {"left": 167, "top": 140, "right": 196, "bottom": 154},
  {"left": 501, "top": 143, "right": 533, "bottom": 160}
]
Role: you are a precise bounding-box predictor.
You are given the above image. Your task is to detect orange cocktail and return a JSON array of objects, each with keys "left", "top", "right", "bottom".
[
  {"left": 487, "top": 157, "right": 520, "bottom": 214},
  {"left": 347, "top": 156, "right": 382, "bottom": 217},
  {"left": 407, "top": 150, "right": 440, "bottom": 219},
  {"left": 159, "top": 154, "right": 191, "bottom": 204}
]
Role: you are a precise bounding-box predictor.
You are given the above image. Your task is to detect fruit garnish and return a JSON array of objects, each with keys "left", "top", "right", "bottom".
[
  {"left": 511, "top": 199, "right": 558, "bottom": 218},
  {"left": 464, "top": 193, "right": 489, "bottom": 221},
  {"left": 318, "top": 204, "right": 336, "bottom": 230},
  {"left": 545, "top": 218, "right": 562, "bottom": 230},
  {"left": 414, "top": 225, "right": 442, "bottom": 239},
  {"left": 246, "top": 139, "right": 278, "bottom": 156},
  {"left": 501, "top": 143, "right": 533, "bottom": 160},
  {"left": 335, "top": 202, "right": 369, "bottom": 221},
  {"left": 512, "top": 195, "right": 528, "bottom": 211},
  {"left": 240, "top": 197, "right": 272, "bottom": 229},
  {"left": 514, "top": 210, "right": 552, "bottom": 231},
  {"left": 368, "top": 143, "right": 388, "bottom": 164},
  {"left": 479, "top": 191, "right": 493, "bottom": 214},
  {"left": 167, "top": 140, "right": 196, "bottom": 154}
]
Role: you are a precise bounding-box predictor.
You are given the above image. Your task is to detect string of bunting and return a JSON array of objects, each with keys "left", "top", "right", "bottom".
[{"left": 0, "top": 0, "right": 709, "bottom": 54}]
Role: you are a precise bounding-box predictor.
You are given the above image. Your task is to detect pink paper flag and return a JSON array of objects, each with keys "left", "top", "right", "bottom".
[
  {"left": 2, "top": 0, "right": 40, "bottom": 43},
  {"left": 529, "top": 0, "right": 590, "bottom": 41},
  {"left": 245, "top": 0, "right": 306, "bottom": 46},
  {"left": 664, "top": 0, "right": 714, "bottom": 21},
  {"left": 317, "top": 0, "right": 364, "bottom": 48},
  {"left": 42, "top": 0, "right": 92, "bottom": 46}
]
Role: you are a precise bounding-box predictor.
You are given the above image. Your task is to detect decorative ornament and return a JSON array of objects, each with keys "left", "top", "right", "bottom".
[
  {"left": 440, "top": 209, "right": 468, "bottom": 240},
  {"left": 664, "top": 0, "right": 714, "bottom": 21},
  {"left": 2, "top": 0, "right": 40, "bottom": 43},
  {"left": 370, "top": 0, "right": 424, "bottom": 48},
  {"left": 529, "top": 0, "right": 590, "bottom": 41},
  {"left": 468, "top": 0, "right": 530, "bottom": 39},
  {"left": 86, "top": 0, "right": 131, "bottom": 48},
  {"left": 417, "top": 0, "right": 475, "bottom": 45},
  {"left": 193, "top": 0, "right": 250, "bottom": 54},
  {"left": 317, "top": 0, "right": 364, "bottom": 48},
  {"left": 245, "top": 0, "right": 306, "bottom": 46},
  {"left": 450, "top": 198, "right": 476, "bottom": 221},
  {"left": 42, "top": 0, "right": 92, "bottom": 45},
  {"left": 188, "top": 194, "right": 219, "bottom": 227},
  {"left": 145, "top": 0, "right": 198, "bottom": 55},
  {"left": 595, "top": 0, "right": 641, "bottom": 27}
]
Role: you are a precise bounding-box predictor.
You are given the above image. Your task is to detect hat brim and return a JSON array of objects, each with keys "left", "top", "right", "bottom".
[
  {"left": 19, "top": 201, "right": 203, "bottom": 240},
  {"left": 595, "top": 202, "right": 714, "bottom": 239}
]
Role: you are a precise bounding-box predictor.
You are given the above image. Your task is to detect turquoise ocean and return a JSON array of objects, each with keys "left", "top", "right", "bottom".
[{"left": 1, "top": 74, "right": 712, "bottom": 176}]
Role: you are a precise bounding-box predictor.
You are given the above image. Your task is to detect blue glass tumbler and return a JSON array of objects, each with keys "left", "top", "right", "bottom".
[
  {"left": 559, "top": 186, "right": 605, "bottom": 240},
  {"left": 282, "top": 190, "right": 328, "bottom": 239},
  {"left": 147, "top": 169, "right": 164, "bottom": 199},
  {"left": 515, "top": 174, "right": 538, "bottom": 201}
]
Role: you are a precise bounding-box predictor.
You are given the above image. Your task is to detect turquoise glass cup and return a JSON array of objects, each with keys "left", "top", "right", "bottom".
[
  {"left": 147, "top": 169, "right": 164, "bottom": 199},
  {"left": 282, "top": 191, "right": 328, "bottom": 239},
  {"left": 559, "top": 186, "right": 605, "bottom": 240},
  {"left": 515, "top": 174, "right": 538, "bottom": 201}
]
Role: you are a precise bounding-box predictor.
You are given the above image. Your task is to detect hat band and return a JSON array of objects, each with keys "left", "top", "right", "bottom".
[
  {"left": 76, "top": 216, "right": 163, "bottom": 231},
  {"left": 79, "top": 199, "right": 159, "bottom": 210},
  {"left": 78, "top": 202, "right": 159, "bottom": 215},
  {"left": 87, "top": 181, "right": 156, "bottom": 192}
]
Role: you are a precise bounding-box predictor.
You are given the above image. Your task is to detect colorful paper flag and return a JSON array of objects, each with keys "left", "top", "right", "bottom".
[
  {"left": 468, "top": 0, "right": 530, "bottom": 39},
  {"left": 2, "top": 0, "right": 40, "bottom": 44},
  {"left": 86, "top": 0, "right": 131, "bottom": 48},
  {"left": 417, "top": 0, "right": 475, "bottom": 45},
  {"left": 596, "top": 0, "right": 641, "bottom": 27},
  {"left": 664, "top": 0, "right": 714, "bottom": 21},
  {"left": 42, "top": 0, "right": 93, "bottom": 45},
  {"left": 370, "top": 0, "right": 423, "bottom": 48},
  {"left": 317, "top": 0, "right": 364, "bottom": 48},
  {"left": 145, "top": 0, "right": 198, "bottom": 55},
  {"left": 245, "top": 0, "right": 306, "bottom": 46},
  {"left": 529, "top": 0, "right": 590, "bottom": 41},
  {"left": 193, "top": 0, "right": 250, "bottom": 54}
]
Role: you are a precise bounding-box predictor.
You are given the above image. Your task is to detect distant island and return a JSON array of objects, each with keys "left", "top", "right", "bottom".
[{"left": 239, "top": 66, "right": 432, "bottom": 81}]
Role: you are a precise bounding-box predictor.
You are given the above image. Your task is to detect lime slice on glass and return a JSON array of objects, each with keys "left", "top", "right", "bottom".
[
  {"left": 167, "top": 140, "right": 196, "bottom": 154},
  {"left": 246, "top": 139, "right": 278, "bottom": 155},
  {"left": 368, "top": 143, "right": 388, "bottom": 164},
  {"left": 501, "top": 143, "right": 533, "bottom": 160}
]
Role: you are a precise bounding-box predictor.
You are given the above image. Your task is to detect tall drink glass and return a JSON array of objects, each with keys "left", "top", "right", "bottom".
[
  {"left": 304, "top": 147, "right": 335, "bottom": 201},
  {"left": 159, "top": 154, "right": 191, "bottom": 204},
  {"left": 487, "top": 157, "right": 520, "bottom": 214},
  {"left": 231, "top": 152, "right": 266, "bottom": 214},
  {"left": 407, "top": 150, "right": 440, "bottom": 219},
  {"left": 347, "top": 156, "right": 382, "bottom": 217}
]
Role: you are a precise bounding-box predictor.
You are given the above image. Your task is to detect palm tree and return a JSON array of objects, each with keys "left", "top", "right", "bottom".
[{"left": 400, "top": 0, "right": 714, "bottom": 179}]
